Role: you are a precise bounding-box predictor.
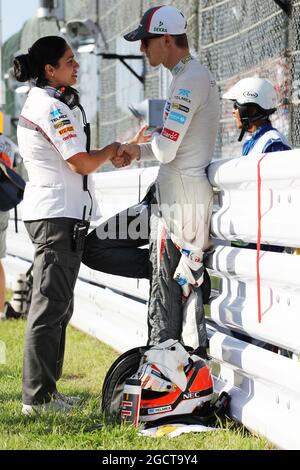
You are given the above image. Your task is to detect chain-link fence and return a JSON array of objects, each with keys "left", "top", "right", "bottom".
[
  {"left": 63, "top": 0, "right": 199, "bottom": 162},
  {"left": 3, "top": 0, "right": 300, "bottom": 159},
  {"left": 76, "top": 0, "right": 297, "bottom": 160},
  {"left": 199, "top": 0, "right": 292, "bottom": 158},
  {"left": 290, "top": 1, "right": 300, "bottom": 148}
]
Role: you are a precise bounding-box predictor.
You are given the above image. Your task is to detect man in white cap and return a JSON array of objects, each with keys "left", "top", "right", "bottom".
[{"left": 83, "top": 6, "right": 220, "bottom": 357}]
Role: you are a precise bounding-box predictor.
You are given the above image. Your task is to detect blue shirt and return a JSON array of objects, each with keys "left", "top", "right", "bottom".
[{"left": 242, "top": 123, "right": 291, "bottom": 156}]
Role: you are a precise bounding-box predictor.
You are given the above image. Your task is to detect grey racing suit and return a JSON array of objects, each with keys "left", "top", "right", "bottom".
[{"left": 83, "top": 54, "right": 220, "bottom": 347}]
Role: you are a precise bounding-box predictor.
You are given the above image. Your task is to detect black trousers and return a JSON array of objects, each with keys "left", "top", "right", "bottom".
[{"left": 23, "top": 218, "right": 83, "bottom": 405}]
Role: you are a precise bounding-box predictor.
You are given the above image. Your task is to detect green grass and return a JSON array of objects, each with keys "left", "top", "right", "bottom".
[{"left": 0, "top": 319, "right": 274, "bottom": 450}]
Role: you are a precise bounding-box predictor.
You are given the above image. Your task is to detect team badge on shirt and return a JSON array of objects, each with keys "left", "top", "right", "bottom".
[
  {"left": 54, "top": 120, "right": 71, "bottom": 129},
  {"left": 63, "top": 134, "right": 77, "bottom": 141},
  {"left": 169, "top": 112, "right": 187, "bottom": 125},
  {"left": 59, "top": 126, "right": 75, "bottom": 136},
  {"left": 164, "top": 101, "right": 171, "bottom": 121},
  {"left": 161, "top": 128, "right": 180, "bottom": 142},
  {"left": 50, "top": 109, "right": 63, "bottom": 118},
  {"left": 172, "top": 103, "right": 190, "bottom": 113},
  {"left": 178, "top": 89, "right": 191, "bottom": 98},
  {"left": 174, "top": 94, "right": 191, "bottom": 104},
  {"left": 51, "top": 114, "right": 68, "bottom": 123}
]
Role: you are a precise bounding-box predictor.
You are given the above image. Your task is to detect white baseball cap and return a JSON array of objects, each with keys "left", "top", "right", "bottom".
[{"left": 124, "top": 5, "right": 187, "bottom": 42}]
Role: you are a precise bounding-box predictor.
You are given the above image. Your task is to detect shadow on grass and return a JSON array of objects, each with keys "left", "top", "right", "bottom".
[
  {"left": 0, "top": 394, "right": 107, "bottom": 434},
  {"left": 60, "top": 373, "right": 86, "bottom": 381},
  {"left": 0, "top": 391, "right": 23, "bottom": 401}
]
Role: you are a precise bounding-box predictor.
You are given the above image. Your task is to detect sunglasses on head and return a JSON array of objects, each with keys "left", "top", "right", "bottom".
[{"left": 141, "top": 35, "right": 163, "bottom": 47}]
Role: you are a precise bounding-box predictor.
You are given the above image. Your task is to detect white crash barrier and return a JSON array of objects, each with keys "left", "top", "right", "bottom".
[
  {"left": 208, "top": 149, "right": 300, "bottom": 247},
  {"left": 72, "top": 280, "right": 148, "bottom": 352},
  {"left": 4, "top": 157, "right": 300, "bottom": 449},
  {"left": 207, "top": 245, "right": 300, "bottom": 353},
  {"left": 209, "top": 327, "right": 300, "bottom": 450}
]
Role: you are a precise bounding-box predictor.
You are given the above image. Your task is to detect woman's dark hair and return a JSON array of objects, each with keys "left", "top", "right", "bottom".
[{"left": 13, "top": 36, "right": 69, "bottom": 86}]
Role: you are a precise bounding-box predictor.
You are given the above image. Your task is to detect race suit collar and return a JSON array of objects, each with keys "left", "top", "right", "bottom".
[{"left": 171, "top": 54, "right": 193, "bottom": 76}]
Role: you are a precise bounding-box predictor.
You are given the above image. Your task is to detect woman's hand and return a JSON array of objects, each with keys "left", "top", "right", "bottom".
[
  {"left": 111, "top": 144, "right": 141, "bottom": 168},
  {"left": 109, "top": 141, "right": 122, "bottom": 159}
]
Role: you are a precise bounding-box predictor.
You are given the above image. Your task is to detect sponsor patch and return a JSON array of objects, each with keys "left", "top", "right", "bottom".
[
  {"left": 164, "top": 101, "right": 171, "bottom": 121},
  {"left": 178, "top": 88, "right": 191, "bottom": 98},
  {"left": 169, "top": 111, "right": 187, "bottom": 125},
  {"left": 243, "top": 90, "right": 258, "bottom": 98},
  {"left": 151, "top": 369, "right": 163, "bottom": 378},
  {"left": 63, "top": 133, "right": 77, "bottom": 141},
  {"left": 54, "top": 119, "right": 71, "bottom": 129},
  {"left": 175, "top": 275, "right": 188, "bottom": 287},
  {"left": 153, "top": 21, "right": 167, "bottom": 33},
  {"left": 148, "top": 406, "right": 172, "bottom": 415},
  {"left": 161, "top": 128, "right": 180, "bottom": 142},
  {"left": 174, "top": 95, "right": 191, "bottom": 104},
  {"left": 172, "top": 102, "right": 190, "bottom": 113},
  {"left": 154, "top": 26, "right": 167, "bottom": 32},
  {"left": 181, "top": 249, "right": 191, "bottom": 257},
  {"left": 182, "top": 55, "right": 192, "bottom": 64},
  {"left": 50, "top": 108, "right": 63, "bottom": 118},
  {"left": 59, "top": 126, "right": 75, "bottom": 136},
  {"left": 51, "top": 114, "right": 68, "bottom": 123},
  {"left": 165, "top": 101, "right": 171, "bottom": 113}
]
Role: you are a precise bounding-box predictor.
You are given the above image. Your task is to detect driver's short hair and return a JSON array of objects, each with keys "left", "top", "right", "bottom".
[{"left": 173, "top": 34, "right": 189, "bottom": 49}]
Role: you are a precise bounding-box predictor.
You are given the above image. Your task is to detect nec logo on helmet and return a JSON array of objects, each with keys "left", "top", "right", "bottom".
[
  {"left": 243, "top": 91, "right": 259, "bottom": 98},
  {"left": 183, "top": 391, "right": 206, "bottom": 400}
]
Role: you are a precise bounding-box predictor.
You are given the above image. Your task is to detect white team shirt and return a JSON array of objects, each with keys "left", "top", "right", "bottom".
[{"left": 17, "top": 86, "right": 100, "bottom": 221}]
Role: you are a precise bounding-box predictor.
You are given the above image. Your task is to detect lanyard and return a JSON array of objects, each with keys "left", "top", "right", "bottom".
[{"left": 78, "top": 103, "right": 93, "bottom": 222}]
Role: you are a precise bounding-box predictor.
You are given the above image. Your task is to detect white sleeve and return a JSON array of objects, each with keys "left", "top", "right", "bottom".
[
  {"left": 140, "top": 70, "right": 211, "bottom": 164},
  {"left": 139, "top": 133, "right": 160, "bottom": 161},
  {"left": 42, "top": 101, "right": 87, "bottom": 161}
]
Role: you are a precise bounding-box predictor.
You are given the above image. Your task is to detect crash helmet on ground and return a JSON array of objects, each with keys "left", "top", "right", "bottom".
[{"left": 138, "top": 354, "right": 214, "bottom": 422}]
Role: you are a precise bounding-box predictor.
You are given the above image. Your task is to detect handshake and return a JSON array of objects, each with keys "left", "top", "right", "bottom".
[
  {"left": 110, "top": 124, "right": 153, "bottom": 169},
  {"left": 111, "top": 143, "right": 140, "bottom": 169}
]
